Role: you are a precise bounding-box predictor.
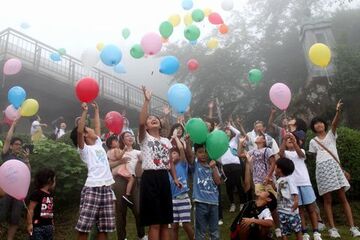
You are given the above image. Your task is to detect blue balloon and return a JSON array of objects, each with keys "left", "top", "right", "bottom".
[
  {"left": 167, "top": 83, "right": 192, "bottom": 114},
  {"left": 114, "top": 63, "right": 126, "bottom": 74},
  {"left": 159, "top": 56, "right": 180, "bottom": 75},
  {"left": 50, "top": 52, "right": 61, "bottom": 61},
  {"left": 8, "top": 86, "right": 26, "bottom": 109},
  {"left": 189, "top": 40, "right": 197, "bottom": 45},
  {"left": 182, "top": 0, "right": 193, "bottom": 10},
  {"left": 100, "top": 44, "right": 122, "bottom": 66}
]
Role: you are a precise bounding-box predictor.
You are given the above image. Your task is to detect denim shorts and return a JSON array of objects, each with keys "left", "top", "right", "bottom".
[{"left": 297, "top": 186, "right": 316, "bottom": 206}]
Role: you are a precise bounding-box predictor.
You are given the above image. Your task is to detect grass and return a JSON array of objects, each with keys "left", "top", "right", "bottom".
[{"left": 1, "top": 189, "right": 360, "bottom": 240}]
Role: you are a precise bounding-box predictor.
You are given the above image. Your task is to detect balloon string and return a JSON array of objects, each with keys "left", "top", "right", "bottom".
[
  {"left": 23, "top": 200, "right": 30, "bottom": 214},
  {"left": 324, "top": 67, "right": 332, "bottom": 86}
]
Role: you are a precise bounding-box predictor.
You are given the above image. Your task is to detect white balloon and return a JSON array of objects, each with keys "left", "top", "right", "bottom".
[
  {"left": 81, "top": 48, "right": 99, "bottom": 69},
  {"left": 221, "top": 0, "right": 234, "bottom": 11}
]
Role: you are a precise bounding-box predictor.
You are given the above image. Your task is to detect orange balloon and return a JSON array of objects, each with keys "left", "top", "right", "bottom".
[{"left": 219, "top": 24, "right": 229, "bottom": 34}]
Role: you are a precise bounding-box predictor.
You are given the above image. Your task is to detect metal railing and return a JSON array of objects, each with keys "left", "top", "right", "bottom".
[{"left": 0, "top": 28, "right": 167, "bottom": 116}]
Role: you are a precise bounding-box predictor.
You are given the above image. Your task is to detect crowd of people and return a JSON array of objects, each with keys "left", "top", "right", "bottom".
[{"left": 1, "top": 86, "right": 360, "bottom": 240}]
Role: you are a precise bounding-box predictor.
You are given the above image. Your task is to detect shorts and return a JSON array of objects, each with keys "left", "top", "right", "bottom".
[
  {"left": 172, "top": 194, "right": 191, "bottom": 223},
  {"left": 0, "top": 194, "right": 23, "bottom": 225},
  {"left": 297, "top": 186, "right": 316, "bottom": 206},
  {"left": 30, "top": 225, "right": 54, "bottom": 240},
  {"left": 75, "top": 186, "right": 115, "bottom": 233},
  {"left": 278, "top": 212, "right": 302, "bottom": 236}
]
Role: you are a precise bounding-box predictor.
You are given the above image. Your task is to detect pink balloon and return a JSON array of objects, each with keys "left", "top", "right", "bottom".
[
  {"left": 0, "top": 160, "right": 31, "bottom": 200},
  {"left": 269, "top": 83, "right": 292, "bottom": 110},
  {"left": 187, "top": 59, "right": 199, "bottom": 72},
  {"left": 2, "top": 115, "right": 14, "bottom": 126},
  {"left": 141, "top": 32, "right": 163, "bottom": 55},
  {"left": 3, "top": 58, "right": 22, "bottom": 76},
  {"left": 4, "top": 105, "right": 20, "bottom": 121},
  {"left": 208, "top": 12, "right": 224, "bottom": 25}
]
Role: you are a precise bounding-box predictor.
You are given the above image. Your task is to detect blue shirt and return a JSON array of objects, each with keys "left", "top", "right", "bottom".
[
  {"left": 191, "top": 159, "right": 219, "bottom": 205},
  {"left": 169, "top": 160, "right": 189, "bottom": 198}
]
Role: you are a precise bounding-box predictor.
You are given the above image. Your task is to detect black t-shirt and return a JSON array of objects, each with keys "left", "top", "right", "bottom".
[
  {"left": 29, "top": 190, "right": 54, "bottom": 226},
  {"left": 1, "top": 150, "right": 24, "bottom": 162}
]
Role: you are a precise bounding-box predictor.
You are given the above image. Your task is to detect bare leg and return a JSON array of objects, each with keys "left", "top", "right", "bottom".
[
  {"left": 126, "top": 176, "right": 135, "bottom": 196},
  {"left": 299, "top": 207, "right": 307, "bottom": 231},
  {"left": 282, "top": 235, "right": 288, "bottom": 240},
  {"left": 160, "top": 224, "right": 171, "bottom": 240},
  {"left": 306, "top": 203, "right": 319, "bottom": 231},
  {"left": 172, "top": 223, "right": 179, "bottom": 240},
  {"left": 272, "top": 210, "right": 280, "bottom": 228},
  {"left": 77, "top": 232, "right": 88, "bottom": 240},
  {"left": 182, "top": 222, "right": 194, "bottom": 240},
  {"left": 322, "top": 192, "right": 335, "bottom": 228},
  {"left": 97, "top": 232, "right": 107, "bottom": 240},
  {"left": 295, "top": 231, "right": 303, "bottom": 240},
  {"left": 148, "top": 225, "right": 160, "bottom": 240},
  {"left": 337, "top": 188, "right": 355, "bottom": 227},
  {"left": 7, "top": 225, "right": 18, "bottom": 240}
]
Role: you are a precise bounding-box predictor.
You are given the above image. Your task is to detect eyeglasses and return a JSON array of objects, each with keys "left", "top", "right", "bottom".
[{"left": 12, "top": 142, "right": 22, "bottom": 146}]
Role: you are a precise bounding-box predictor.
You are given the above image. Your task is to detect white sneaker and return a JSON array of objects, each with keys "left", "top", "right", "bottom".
[
  {"left": 313, "top": 232, "right": 322, "bottom": 240},
  {"left": 139, "top": 236, "right": 148, "bottom": 240},
  {"left": 318, "top": 221, "right": 326, "bottom": 231},
  {"left": 229, "top": 203, "right": 236, "bottom": 212},
  {"left": 275, "top": 228, "right": 282, "bottom": 238},
  {"left": 350, "top": 226, "right": 360, "bottom": 237},
  {"left": 328, "top": 228, "right": 341, "bottom": 238},
  {"left": 218, "top": 219, "right": 224, "bottom": 225},
  {"left": 239, "top": 203, "right": 244, "bottom": 211},
  {"left": 303, "top": 233, "right": 310, "bottom": 240}
]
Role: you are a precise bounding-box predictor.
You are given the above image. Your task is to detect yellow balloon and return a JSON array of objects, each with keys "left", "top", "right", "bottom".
[
  {"left": 20, "top": 99, "right": 39, "bottom": 117},
  {"left": 204, "top": 8, "right": 212, "bottom": 17},
  {"left": 207, "top": 38, "right": 219, "bottom": 49},
  {"left": 96, "top": 42, "right": 105, "bottom": 52},
  {"left": 308, "top": 43, "right": 331, "bottom": 67},
  {"left": 184, "top": 13, "right": 193, "bottom": 26},
  {"left": 168, "top": 14, "right": 181, "bottom": 27}
]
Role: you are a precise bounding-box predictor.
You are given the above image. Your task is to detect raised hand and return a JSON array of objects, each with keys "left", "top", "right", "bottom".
[
  {"left": 208, "top": 100, "right": 214, "bottom": 109},
  {"left": 271, "top": 106, "right": 277, "bottom": 114},
  {"left": 91, "top": 101, "right": 99, "bottom": 110},
  {"left": 163, "top": 105, "right": 171, "bottom": 116},
  {"left": 81, "top": 102, "right": 88, "bottom": 111},
  {"left": 141, "top": 85, "right": 152, "bottom": 101},
  {"left": 336, "top": 99, "right": 343, "bottom": 111}
]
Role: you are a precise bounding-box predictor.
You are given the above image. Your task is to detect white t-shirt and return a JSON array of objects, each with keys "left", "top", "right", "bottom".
[
  {"left": 140, "top": 132, "right": 172, "bottom": 170},
  {"left": 276, "top": 176, "right": 299, "bottom": 214},
  {"left": 258, "top": 208, "right": 273, "bottom": 220},
  {"left": 246, "top": 130, "right": 280, "bottom": 154},
  {"left": 219, "top": 148, "right": 241, "bottom": 165},
  {"left": 123, "top": 149, "right": 141, "bottom": 176},
  {"left": 31, "top": 120, "right": 41, "bottom": 135},
  {"left": 309, "top": 131, "right": 339, "bottom": 164},
  {"left": 79, "top": 137, "right": 115, "bottom": 187},
  {"left": 285, "top": 150, "right": 311, "bottom": 187},
  {"left": 55, "top": 127, "right": 65, "bottom": 139}
]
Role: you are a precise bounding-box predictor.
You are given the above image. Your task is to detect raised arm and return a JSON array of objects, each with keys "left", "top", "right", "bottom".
[
  {"left": 279, "top": 135, "right": 287, "bottom": 158},
  {"left": 237, "top": 137, "right": 247, "bottom": 158},
  {"left": 91, "top": 102, "right": 101, "bottom": 137},
  {"left": 2, "top": 118, "right": 20, "bottom": 154},
  {"left": 235, "top": 117, "right": 248, "bottom": 139},
  {"left": 290, "top": 133, "right": 305, "bottom": 158},
  {"left": 160, "top": 105, "right": 171, "bottom": 138},
  {"left": 208, "top": 100, "right": 214, "bottom": 119},
  {"left": 331, "top": 100, "right": 343, "bottom": 134},
  {"left": 173, "top": 136, "right": 186, "bottom": 161},
  {"left": 184, "top": 135, "right": 194, "bottom": 165},
  {"left": 264, "top": 155, "right": 276, "bottom": 185},
  {"left": 139, "top": 86, "right": 151, "bottom": 143},
  {"left": 268, "top": 107, "right": 277, "bottom": 133},
  {"left": 77, "top": 103, "right": 88, "bottom": 149},
  {"left": 243, "top": 152, "right": 252, "bottom": 193}
]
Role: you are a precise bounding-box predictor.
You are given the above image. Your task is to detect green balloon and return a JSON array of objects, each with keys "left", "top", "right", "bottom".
[
  {"left": 130, "top": 44, "right": 144, "bottom": 59},
  {"left": 184, "top": 25, "right": 201, "bottom": 41},
  {"left": 57, "top": 48, "right": 66, "bottom": 56},
  {"left": 122, "top": 28, "right": 131, "bottom": 39},
  {"left": 185, "top": 118, "right": 209, "bottom": 144},
  {"left": 159, "top": 21, "right": 174, "bottom": 39},
  {"left": 248, "top": 69, "right": 263, "bottom": 85},
  {"left": 192, "top": 9, "right": 205, "bottom": 22},
  {"left": 206, "top": 130, "right": 229, "bottom": 160}
]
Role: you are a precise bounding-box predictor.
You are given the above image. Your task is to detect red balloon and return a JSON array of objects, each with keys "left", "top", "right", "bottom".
[
  {"left": 105, "top": 111, "right": 124, "bottom": 134},
  {"left": 75, "top": 77, "right": 99, "bottom": 102},
  {"left": 187, "top": 59, "right": 199, "bottom": 72},
  {"left": 208, "top": 12, "right": 224, "bottom": 25}
]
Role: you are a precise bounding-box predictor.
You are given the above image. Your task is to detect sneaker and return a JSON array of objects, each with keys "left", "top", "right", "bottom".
[
  {"left": 318, "top": 221, "right": 326, "bottom": 232},
  {"left": 313, "top": 232, "right": 322, "bottom": 240},
  {"left": 229, "top": 203, "right": 236, "bottom": 212},
  {"left": 179, "top": 222, "right": 183, "bottom": 227},
  {"left": 218, "top": 219, "right": 224, "bottom": 226},
  {"left": 139, "top": 235, "right": 148, "bottom": 240},
  {"left": 303, "top": 233, "right": 310, "bottom": 240},
  {"left": 350, "top": 226, "right": 360, "bottom": 237},
  {"left": 239, "top": 204, "right": 244, "bottom": 211},
  {"left": 275, "top": 228, "right": 282, "bottom": 238},
  {"left": 328, "top": 228, "right": 341, "bottom": 238},
  {"left": 122, "top": 195, "right": 134, "bottom": 207}
]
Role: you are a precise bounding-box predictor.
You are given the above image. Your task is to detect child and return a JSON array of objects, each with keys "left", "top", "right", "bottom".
[
  {"left": 275, "top": 157, "right": 302, "bottom": 240},
  {"left": 279, "top": 133, "right": 322, "bottom": 240},
  {"left": 190, "top": 143, "right": 221, "bottom": 240},
  {"left": 138, "top": 86, "right": 181, "bottom": 239},
  {"left": 309, "top": 100, "right": 360, "bottom": 238},
  {"left": 27, "top": 169, "right": 56, "bottom": 240},
  {"left": 70, "top": 102, "right": 115, "bottom": 240},
  {"left": 169, "top": 134, "right": 194, "bottom": 240}
]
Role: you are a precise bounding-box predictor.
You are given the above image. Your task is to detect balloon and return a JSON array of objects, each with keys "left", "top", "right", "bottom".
[
  {"left": 159, "top": 21, "right": 174, "bottom": 39},
  {"left": 141, "top": 32, "right": 162, "bottom": 55},
  {"left": 8, "top": 86, "right": 26, "bottom": 109},
  {"left": 3, "top": 58, "right": 22, "bottom": 75},
  {"left": 183, "top": 13, "right": 193, "bottom": 26},
  {"left": 184, "top": 25, "right": 200, "bottom": 41},
  {"left": 221, "top": 0, "right": 234, "bottom": 11},
  {"left": 192, "top": 9, "right": 205, "bottom": 22},
  {"left": 219, "top": 24, "right": 229, "bottom": 34},
  {"left": 203, "top": 8, "right": 212, "bottom": 17},
  {"left": 20, "top": 99, "right": 39, "bottom": 117},
  {"left": 100, "top": 44, "right": 122, "bottom": 66},
  {"left": 182, "top": 0, "right": 193, "bottom": 10},
  {"left": 269, "top": 83, "right": 292, "bottom": 111},
  {"left": 167, "top": 83, "right": 192, "bottom": 114},
  {"left": 168, "top": 14, "right": 181, "bottom": 27},
  {"left": 105, "top": 111, "right": 124, "bottom": 134},
  {"left": 130, "top": 44, "right": 145, "bottom": 59},
  {"left": 4, "top": 105, "right": 20, "bottom": 121},
  {"left": 122, "top": 28, "right": 131, "bottom": 39},
  {"left": 75, "top": 77, "right": 99, "bottom": 103},
  {"left": 206, "top": 130, "right": 229, "bottom": 160},
  {"left": 207, "top": 38, "right": 219, "bottom": 49},
  {"left": 96, "top": 42, "right": 105, "bottom": 51},
  {"left": 160, "top": 56, "right": 180, "bottom": 75},
  {"left": 0, "top": 160, "right": 30, "bottom": 200},
  {"left": 81, "top": 48, "right": 99, "bottom": 69},
  {"left": 308, "top": 43, "right": 331, "bottom": 68},
  {"left": 57, "top": 48, "right": 66, "bottom": 55},
  {"left": 114, "top": 63, "right": 126, "bottom": 74},
  {"left": 248, "top": 69, "right": 263, "bottom": 85},
  {"left": 189, "top": 40, "right": 197, "bottom": 45},
  {"left": 50, "top": 53, "right": 61, "bottom": 61},
  {"left": 185, "top": 118, "right": 208, "bottom": 144},
  {"left": 208, "top": 12, "right": 224, "bottom": 25},
  {"left": 187, "top": 59, "right": 199, "bottom": 71},
  {"left": 3, "top": 115, "right": 14, "bottom": 126}
]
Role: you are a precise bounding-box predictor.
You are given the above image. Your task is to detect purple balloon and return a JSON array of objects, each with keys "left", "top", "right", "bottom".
[
  {"left": 269, "top": 83, "right": 292, "bottom": 110},
  {"left": 3, "top": 58, "right": 22, "bottom": 75},
  {"left": 141, "top": 32, "right": 162, "bottom": 56}
]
